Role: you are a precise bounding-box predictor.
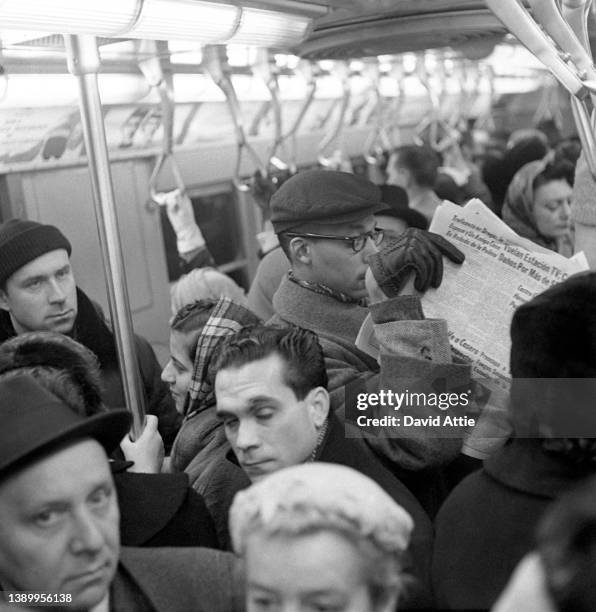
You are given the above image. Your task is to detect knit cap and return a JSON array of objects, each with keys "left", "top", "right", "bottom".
[{"left": 0, "top": 219, "right": 71, "bottom": 285}]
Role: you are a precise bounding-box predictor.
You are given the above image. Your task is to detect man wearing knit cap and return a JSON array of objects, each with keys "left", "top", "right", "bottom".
[
  {"left": 0, "top": 218, "right": 180, "bottom": 448},
  {"left": 0, "top": 375, "right": 243, "bottom": 611},
  {"left": 269, "top": 170, "right": 471, "bottom": 505}
]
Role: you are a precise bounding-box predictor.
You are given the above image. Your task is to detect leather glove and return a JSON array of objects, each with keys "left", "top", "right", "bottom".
[
  {"left": 368, "top": 228, "right": 465, "bottom": 296},
  {"left": 156, "top": 188, "right": 206, "bottom": 254}
]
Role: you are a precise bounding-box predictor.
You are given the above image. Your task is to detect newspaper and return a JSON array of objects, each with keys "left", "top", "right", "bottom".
[
  {"left": 422, "top": 199, "right": 588, "bottom": 388},
  {"left": 355, "top": 198, "right": 589, "bottom": 458}
]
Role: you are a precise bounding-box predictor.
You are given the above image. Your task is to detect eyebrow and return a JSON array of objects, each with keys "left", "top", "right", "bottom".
[{"left": 216, "top": 396, "right": 279, "bottom": 417}]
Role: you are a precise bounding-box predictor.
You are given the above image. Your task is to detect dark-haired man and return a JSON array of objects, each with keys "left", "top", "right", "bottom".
[
  {"left": 0, "top": 218, "right": 180, "bottom": 447},
  {"left": 214, "top": 325, "right": 434, "bottom": 608}
]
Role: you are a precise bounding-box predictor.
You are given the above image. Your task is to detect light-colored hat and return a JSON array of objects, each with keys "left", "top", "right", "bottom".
[{"left": 230, "top": 462, "right": 413, "bottom": 555}]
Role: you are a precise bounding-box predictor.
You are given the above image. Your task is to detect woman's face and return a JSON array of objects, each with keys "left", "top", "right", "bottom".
[
  {"left": 161, "top": 330, "right": 194, "bottom": 414},
  {"left": 245, "top": 530, "right": 393, "bottom": 612},
  {"left": 533, "top": 179, "right": 572, "bottom": 239}
]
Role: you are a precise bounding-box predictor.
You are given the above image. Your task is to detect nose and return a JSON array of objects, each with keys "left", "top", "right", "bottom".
[
  {"left": 560, "top": 199, "right": 571, "bottom": 221},
  {"left": 234, "top": 419, "right": 260, "bottom": 453},
  {"left": 70, "top": 509, "right": 105, "bottom": 555},
  {"left": 47, "top": 278, "right": 66, "bottom": 304},
  {"left": 161, "top": 361, "right": 174, "bottom": 384},
  {"left": 361, "top": 235, "right": 378, "bottom": 262}
]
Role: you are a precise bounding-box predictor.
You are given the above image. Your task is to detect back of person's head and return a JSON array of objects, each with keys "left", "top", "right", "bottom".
[
  {"left": 170, "top": 268, "right": 247, "bottom": 315},
  {"left": 537, "top": 475, "right": 596, "bottom": 612},
  {"left": 553, "top": 137, "right": 582, "bottom": 167},
  {"left": 213, "top": 325, "right": 328, "bottom": 400},
  {"left": 509, "top": 273, "right": 596, "bottom": 464},
  {"left": 392, "top": 145, "right": 439, "bottom": 188},
  {"left": 0, "top": 331, "right": 104, "bottom": 416}
]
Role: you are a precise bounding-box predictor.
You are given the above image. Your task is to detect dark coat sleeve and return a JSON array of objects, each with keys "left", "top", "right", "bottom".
[
  {"left": 118, "top": 547, "right": 245, "bottom": 612},
  {"left": 134, "top": 334, "right": 182, "bottom": 451}
]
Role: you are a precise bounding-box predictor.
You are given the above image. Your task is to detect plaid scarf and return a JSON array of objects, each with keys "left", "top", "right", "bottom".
[
  {"left": 288, "top": 270, "right": 368, "bottom": 307},
  {"left": 185, "top": 296, "right": 261, "bottom": 418}
]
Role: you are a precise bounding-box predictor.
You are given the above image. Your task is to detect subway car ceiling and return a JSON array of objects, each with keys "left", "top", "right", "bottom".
[{"left": 0, "top": 0, "right": 585, "bottom": 360}]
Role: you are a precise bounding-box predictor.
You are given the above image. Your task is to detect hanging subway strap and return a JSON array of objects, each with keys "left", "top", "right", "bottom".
[
  {"left": 283, "top": 60, "right": 318, "bottom": 173},
  {"left": 362, "top": 59, "right": 393, "bottom": 166},
  {"left": 136, "top": 40, "right": 186, "bottom": 204},
  {"left": 317, "top": 61, "right": 351, "bottom": 169},
  {"left": 203, "top": 44, "right": 267, "bottom": 193},
  {"left": 486, "top": 0, "right": 596, "bottom": 178}
]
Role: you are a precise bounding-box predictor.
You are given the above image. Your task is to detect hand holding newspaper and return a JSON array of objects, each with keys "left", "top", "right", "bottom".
[{"left": 357, "top": 198, "right": 589, "bottom": 459}]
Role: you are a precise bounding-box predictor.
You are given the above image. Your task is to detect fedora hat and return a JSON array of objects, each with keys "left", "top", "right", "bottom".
[{"left": 0, "top": 373, "right": 130, "bottom": 478}]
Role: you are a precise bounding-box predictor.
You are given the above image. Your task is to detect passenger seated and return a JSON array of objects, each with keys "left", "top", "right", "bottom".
[
  {"left": 0, "top": 331, "right": 219, "bottom": 550},
  {"left": 161, "top": 297, "right": 260, "bottom": 548},
  {"left": 230, "top": 463, "right": 415, "bottom": 612},
  {"left": 433, "top": 272, "right": 596, "bottom": 610},
  {"left": 0, "top": 375, "right": 243, "bottom": 611},
  {"left": 214, "top": 325, "right": 434, "bottom": 608}
]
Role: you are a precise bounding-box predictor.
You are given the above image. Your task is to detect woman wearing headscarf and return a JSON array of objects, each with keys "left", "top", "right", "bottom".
[
  {"left": 161, "top": 296, "right": 261, "bottom": 547},
  {"left": 502, "top": 159, "right": 575, "bottom": 256},
  {"left": 230, "top": 462, "right": 416, "bottom": 612}
]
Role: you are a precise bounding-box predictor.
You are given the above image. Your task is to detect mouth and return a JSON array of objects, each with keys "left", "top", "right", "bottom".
[
  {"left": 67, "top": 562, "right": 111, "bottom": 584},
  {"left": 48, "top": 310, "right": 74, "bottom": 319}
]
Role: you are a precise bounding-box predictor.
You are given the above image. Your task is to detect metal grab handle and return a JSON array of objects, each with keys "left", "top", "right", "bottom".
[
  {"left": 203, "top": 45, "right": 267, "bottom": 192},
  {"left": 528, "top": 0, "right": 596, "bottom": 82},
  {"left": 561, "top": 0, "right": 593, "bottom": 52},
  {"left": 317, "top": 61, "right": 351, "bottom": 168},
  {"left": 283, "top": 60, "right": 317, "bottom": 172},
  {"left": 485, "top": 0, "right": 589, "bottom": 98},
  {"left": 362, "top": 60, "right": 393, "bottom": 165},
  {"left": 148, "top": 151, "right": 186, "bottom": 203},
  {"left": 137, "top": 40, "right": 188, "bottom": 205}
]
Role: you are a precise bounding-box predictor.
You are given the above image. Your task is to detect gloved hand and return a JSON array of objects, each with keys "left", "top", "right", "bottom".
[
  {"left": 155, "top": 188, "right": 206, "bottom": 254},
  {"left": 368, "top": 228, "right": 465, "bottom": 297}
]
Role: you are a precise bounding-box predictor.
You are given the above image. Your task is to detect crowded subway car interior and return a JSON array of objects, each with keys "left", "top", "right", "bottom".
[{"left": 1, "top": 1, "right": 596, "bottom": 611}]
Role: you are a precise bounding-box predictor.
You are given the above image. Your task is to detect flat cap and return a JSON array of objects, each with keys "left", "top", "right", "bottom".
[{"left": 270, "top": 170, "right": 386, "bottom": 233}]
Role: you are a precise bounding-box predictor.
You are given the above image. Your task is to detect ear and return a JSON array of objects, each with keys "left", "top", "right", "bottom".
[
  {"left": 306, "top": 386, "right": 330, "bottom": 428},
  {"left": 0, "top": 288, "right": 10, "bottom": 312},
  {"left": 288, "top": 236, "right": 312, "bottom": 266}
]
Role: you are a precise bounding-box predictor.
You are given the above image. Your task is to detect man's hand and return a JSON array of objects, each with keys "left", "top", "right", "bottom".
[
  {"left": 368, "top": 228, "right": 465, "bottom": 298},
  {"left": 120, "top": 414, "right": 165, "bottom": 473}
]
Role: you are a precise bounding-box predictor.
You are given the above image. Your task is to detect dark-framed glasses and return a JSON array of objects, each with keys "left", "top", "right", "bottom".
[{"left": 285, "top": 228, "right": 384, "bottom": 253}]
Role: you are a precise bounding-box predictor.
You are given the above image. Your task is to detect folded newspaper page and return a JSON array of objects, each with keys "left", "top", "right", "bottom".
[
  {"left": 420, "top": 199, "right": 589, "bottom": 458},
  {"left": 356, "top": 198, "right": 589, "bottom": 459},
  {"left": 423, "top": 199, "right": 588, "bottom": 385}
]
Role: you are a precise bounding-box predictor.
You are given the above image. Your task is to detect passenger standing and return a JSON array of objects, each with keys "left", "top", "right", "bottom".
[{"left": 0, "top": 218, "right": 180, "bottom": 448}]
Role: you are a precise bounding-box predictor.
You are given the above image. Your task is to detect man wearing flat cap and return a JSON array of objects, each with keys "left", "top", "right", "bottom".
[
  {"left": 0, "top": 218, "right": 180, "bottom": 449},
  {"left": 0, "top": 375, "right": 243, "bottom": 611},
  {"left": 268, "top": 170, "right": 472, "bottom": 507}
]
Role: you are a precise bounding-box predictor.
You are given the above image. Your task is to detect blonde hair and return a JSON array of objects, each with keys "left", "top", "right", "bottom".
[{"left": 170, "top": 268, "right": 247, "bottom": 315}]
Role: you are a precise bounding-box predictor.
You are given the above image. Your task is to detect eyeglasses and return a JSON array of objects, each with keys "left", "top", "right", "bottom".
[{"left": 285, "top": 228, "right": 384, "bottom": 253}]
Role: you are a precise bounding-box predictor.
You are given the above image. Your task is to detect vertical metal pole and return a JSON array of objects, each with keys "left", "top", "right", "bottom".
[{"left": 64, "top": 34, "right": 146, "bottom": 438}]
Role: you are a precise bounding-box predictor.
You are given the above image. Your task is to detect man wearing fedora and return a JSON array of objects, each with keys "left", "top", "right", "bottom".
[
  {"left": 0, "top": 218, "right": 180, "bottom": 448},
  {"left": 0, "top": 374, "right": 243, "bottom": 611},
  {"left": 268, "top": 170, "right": 472, "bottom": 508}
]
